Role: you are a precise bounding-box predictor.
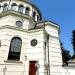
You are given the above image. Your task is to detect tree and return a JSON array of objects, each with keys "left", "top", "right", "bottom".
[
  {"left": 61, "top": 43, "right": 71, "bottom": 64},
  {"left": 72, "top": 30, "right": 75, "bottom": 56},
  {"left": 71, "top": 30, "right": 75, "bottom": 59}
]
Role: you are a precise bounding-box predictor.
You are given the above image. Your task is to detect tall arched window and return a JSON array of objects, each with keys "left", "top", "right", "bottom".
[
  {"left": 3, "top": 4, "right": 8, "bottom": 11},
  {"left": 0, "top": 5, "right": 1, "bottom": 10},
  {"left": 11, "top": 3, "right": 17, "bottom": 11},
  {"left": 18, "top": 5, "right": 24, "bottom": 13},
  {"left": 25, "top": 7, "right": 30, "bottom": 15},
  {"left": 37, "top": 15, "right": 40, "bottom": 21},
  {"left": 8, "top": 37, "right": 22, "bottom": 60},
  {"left": 32, "top": 11, "right": 36, "bottom": 19}
]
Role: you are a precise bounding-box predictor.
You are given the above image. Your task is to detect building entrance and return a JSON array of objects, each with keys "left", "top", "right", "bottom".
[{"left": 29, "top": 61, "right": 37, "bottom": 75}]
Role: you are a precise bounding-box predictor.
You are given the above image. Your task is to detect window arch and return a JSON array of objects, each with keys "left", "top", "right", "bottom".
[
  {"left": 3, "top": 3, "right": 8, "bottom": 11},
  {"left": 0, "top": 5, "right": 1, "bottom": 10},
  {"left": 11, "top": 3, "right": 17, "bottom": 11},
  {"left": 8, "top": 37, "right": 22, "bottom": 60},
  {"left": 37, "top": 15, "right": 40, "bottom": 21},
  {"left": 32, "top": 11, "right": 36, "bottom": 19},
  {"left": 25, "top": 7, "right": 30, "bottom": 15},
  {"left": 18, "top": 5, "right": 24, "bottom": 13}
]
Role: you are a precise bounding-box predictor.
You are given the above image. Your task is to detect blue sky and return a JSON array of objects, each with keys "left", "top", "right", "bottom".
[{"left": 32, "top": 0, "right": 75, "bottom": 55}]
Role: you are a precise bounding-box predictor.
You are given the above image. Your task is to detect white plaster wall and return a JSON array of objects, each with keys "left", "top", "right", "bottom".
[
  {"left": 0, "top": 28, "right": 27, "bottom": 75},
  {"left": 45, "top": 23, "right": 63, "bottom": 75},
  {"left": 26, "top": 30, "right": 45, "bottom": 75},
  {"left": 49, "top": 37, "right": 63, "bottom": 75},
  {"left": 62, "top": 67, "right": 75, "bottom": 75},
  {"left": 61, "top": 64, "right": 75, "bottom": 75},
  {"left": 0, "top": 27, "right": 45, "bottom": 75},
  {"left": 0, "top": 7, "right": 44, "bottom": 75},
  {"left": 0, "top": 15, "right": 35, "bottom": 29},
  {"left": 0, "top": 21, "right": 65, "bottom": 75}
]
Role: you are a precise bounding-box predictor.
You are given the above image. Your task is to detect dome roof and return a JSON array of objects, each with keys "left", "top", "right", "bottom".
[
  {"left": 23, "top": 0, "right": 42, "bottom": 19},
  {"left": 0, "top": 0, "right": 42, "bottom": 21}
]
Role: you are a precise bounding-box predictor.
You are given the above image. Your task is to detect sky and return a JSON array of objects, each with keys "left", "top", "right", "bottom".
[{"left": 32, "top": 0, "right": 75, "bottom": 55}]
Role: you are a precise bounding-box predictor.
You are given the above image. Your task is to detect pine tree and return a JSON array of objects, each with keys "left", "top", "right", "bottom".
[
  {"left": 71, "top": 30, "right": 75, "bottom": 58},
  {"left": 61, "top": 42, "right": 71, "bottom": 64}
]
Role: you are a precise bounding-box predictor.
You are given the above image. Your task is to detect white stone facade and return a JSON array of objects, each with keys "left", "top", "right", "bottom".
[{"left": 0, "top": 0, "right": 74, "bottom": 75}]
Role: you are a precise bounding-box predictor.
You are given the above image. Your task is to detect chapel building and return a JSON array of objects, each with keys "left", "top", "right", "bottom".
[{"left": 0, "top": 0, "right": 63, "bottom": 75}]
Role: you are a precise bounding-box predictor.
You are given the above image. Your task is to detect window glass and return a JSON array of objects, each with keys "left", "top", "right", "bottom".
[
  {"left": 25, "top": 7, "right": 30, "bottom": 15},
  {"left": 33, "top": 11, "right": 36, "bottom": 19},
  {"left": 8, "top": 37, "right": 22, "bottom": 60},
  {"left": 18, "top": 5, "right": 24, "bottom": 13},
  {"left": 16, "top": 21, "right": 23, "bottom": 27},
  {"left": 0, "top": 5, "right": 1, "bottom": 10},
  {"left": 3, "top": 4, "right": 8, "bottom": 11},
  {"left": 11, "top": 3, "right": 17, "bottom": 11},
  {"left": 31, "top": 39, "right": 38, "bottom": 47},
  {"left": 37, "top": 15, "right": 40, "bottom": 21}
]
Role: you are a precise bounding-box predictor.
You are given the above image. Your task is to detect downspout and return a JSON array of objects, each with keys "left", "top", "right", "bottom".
[
  {"left": 43, "top": 22, "right": 50, "bottom": 75},
  {"left": 43, "top": 22, "right": 47, "bottom": 75},
  {"left": 47, "top": 34, "right": 50, "bottom": 75}
]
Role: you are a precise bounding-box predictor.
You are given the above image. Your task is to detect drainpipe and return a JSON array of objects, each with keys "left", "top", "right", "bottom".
[
  {"left": 43, "top": 22, "right": 50, "bottom": 75},
  {"left": 47, "top": 34, "right": 50, "bottom": 75}
]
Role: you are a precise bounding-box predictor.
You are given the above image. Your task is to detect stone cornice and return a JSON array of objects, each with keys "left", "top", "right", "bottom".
[
  {"left": 0, "top": 10, "right": 36, "bottom": 24},
  {"left": 45, "top": 21, "right": 59, "bottom": 29},
  {"left": 37, "top": 21, "right": 60, "bottom": 29},
  {"left": 0, "top": 25, "right": 43, "bottom": 33},
  {"left": 37, "top": 21, "right": 60, "bottom": 34}
]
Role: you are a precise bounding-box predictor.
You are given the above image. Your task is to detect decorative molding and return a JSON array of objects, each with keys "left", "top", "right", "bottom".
[
  {"left": 49, "top": 35, "right": 59, "bottom": 39},
  {"left": 0, "top": 25, "right": 43, "bottom": 33},
  {"left": 0, "top": 10, "right": 36, "bottom": 24},
  {"left": 4, "top": 60, "right": 23, "bottom": 64}
]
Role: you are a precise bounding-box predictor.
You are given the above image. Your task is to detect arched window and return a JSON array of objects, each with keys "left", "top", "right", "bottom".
[
  {"left": 32, "top": 11, "right": 36, "bottom": 19},
  {"left": 11, "top": 3, "right": 17, "bottom": 11},
  {"left": 25, "top": 7, "right": 30, "bottom": 15},
  {"left": 37, "top": 15, "right": 40, "bottom": 21},
  {"left": 3, "top": 4, "right": 8, "bottom": 11},
  {"left": 18, "top": 5, "right": 24, "bottom": 13},
  {"left": 8, "top": 37, "right": 22, "bottom": 60},
  {"left": 0, "top": 5, "right": 1, "bottom": 10}
]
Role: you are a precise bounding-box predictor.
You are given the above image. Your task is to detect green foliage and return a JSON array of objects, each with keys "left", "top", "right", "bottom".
[
  {"left": 72, "top": 30, "right": 75, "bottom": 55},
  {"left": 61, "top": 43, "right": 71, "bottom": 63}
]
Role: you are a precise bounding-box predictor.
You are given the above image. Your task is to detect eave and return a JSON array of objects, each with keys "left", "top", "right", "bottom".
[{"left": 0, "top": 10, "right": 36, "bottom": 24}]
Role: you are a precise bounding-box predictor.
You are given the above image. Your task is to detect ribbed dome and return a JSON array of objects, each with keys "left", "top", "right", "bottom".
[
  {"left": 0, "top": 0, "right": 42, "bottom": 21},
  {"left": 0, "top": 0, "right": 32, "bottom": 3},
  {"left": 22, "top": 0, "right": 31, "bottom": 2},
  {"left": 0, "top": 0, "right": 31, "bottom": 2}
]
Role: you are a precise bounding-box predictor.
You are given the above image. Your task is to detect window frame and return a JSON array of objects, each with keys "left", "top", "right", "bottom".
[
  {"left": 3, "top": 3, "right": 8, "bottom": 11},
  {"left": 32, "top": 11, "right": 36, "bottom": 19},
  {"left": 25, "top": 7, "right": 30, "bottom": 15},
  {"left": 11, "top": 3, "right": 17, "bottom": 11},
  {"left": 16, "top": 21, "right": 23, "bottom": 27},
  {"left": 8, "top": 37, "right": 22, "bottom": 61},
  {"left": 0, "top": 5, "right": 1, "bottom": 10},
  {"left": 18, "top": 5, "right": 24, "bottom": 13}
]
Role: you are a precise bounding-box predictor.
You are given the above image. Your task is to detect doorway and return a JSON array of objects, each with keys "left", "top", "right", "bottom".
[{"left": 29, "top": 61, "right": 37, "bottom": 75}]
